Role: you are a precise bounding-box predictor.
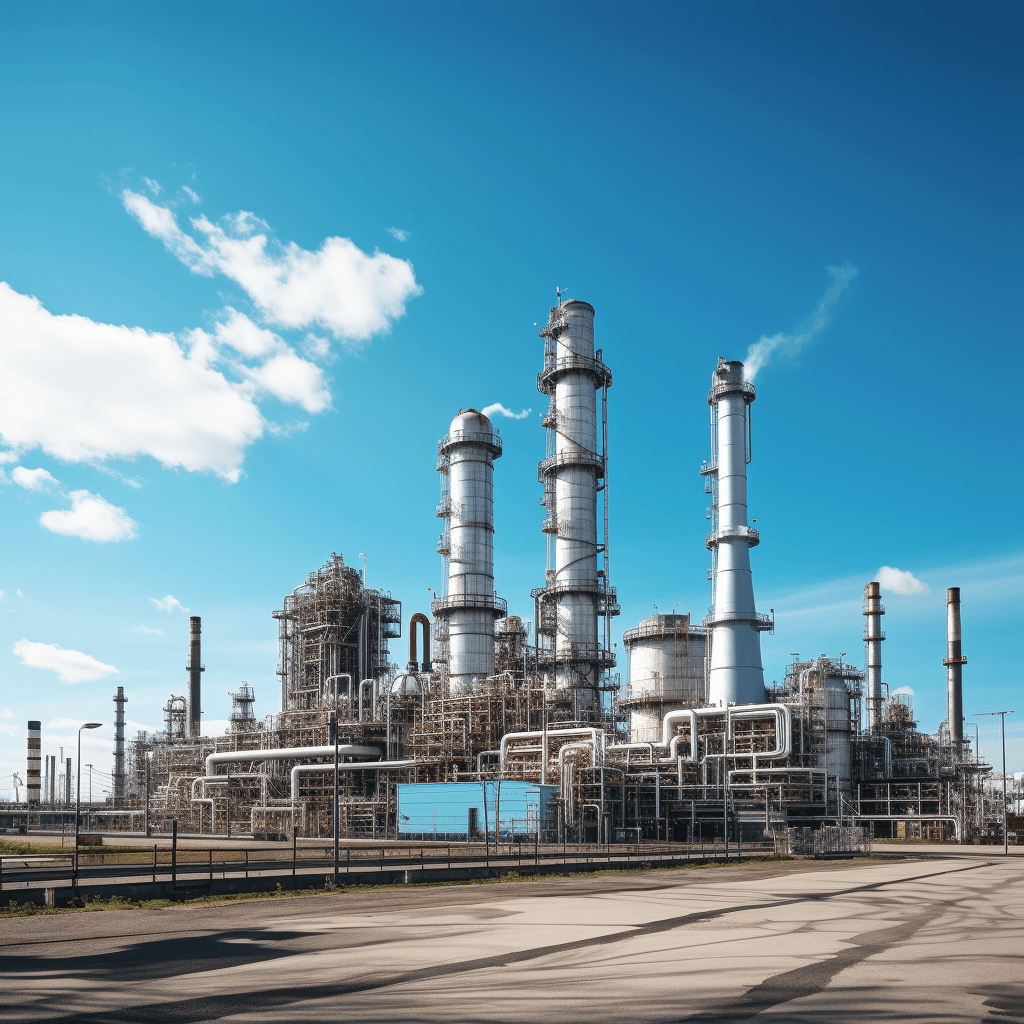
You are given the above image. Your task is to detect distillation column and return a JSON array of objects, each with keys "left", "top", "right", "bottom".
[
  {"left": 704, "top": 357, "right": 768, "bottom": 706},
  {"left": 535, "top": 300, "right": 615, "bottom": 709},
  {"left": 863, "top": 581, "right": 886, "bottom": 733},
  {"left": 112, "top": 685, "right": 127, "bottom": 804},
  {"left": 187, "top": 616, "right": 204, "bottom": 738},
  {"left": 943, "top": 587, "right": 967, "bottom": 744},
  {"left": 433, "top": 410, "right": 505, "bottom": 693}
]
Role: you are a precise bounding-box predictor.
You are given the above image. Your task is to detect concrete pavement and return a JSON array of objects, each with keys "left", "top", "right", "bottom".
[{"left": 1, "top": 856, "right": 1021, "bottom": 1023}]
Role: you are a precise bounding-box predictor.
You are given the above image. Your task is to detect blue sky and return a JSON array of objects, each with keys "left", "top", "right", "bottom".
[{"left": 1, "top": 1, "right": 1021, "bottom": 796}]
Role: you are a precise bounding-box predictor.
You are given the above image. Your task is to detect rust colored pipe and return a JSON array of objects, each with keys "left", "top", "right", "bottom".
[{"left": 409, "top": 612, "right": 432, "bottom": 672}]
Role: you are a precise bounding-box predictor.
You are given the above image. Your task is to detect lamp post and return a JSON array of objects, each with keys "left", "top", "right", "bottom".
[
  {"left": 974, "top": 711, "right": 1015, "bottom": 856},
  {"left": 75, "top": 723, "right": 102, "bottom": 890}
]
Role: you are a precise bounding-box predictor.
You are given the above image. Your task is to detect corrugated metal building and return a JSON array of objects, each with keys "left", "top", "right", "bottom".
[{"left": 397, "top": 782, "right": 558, "bottom": 840}]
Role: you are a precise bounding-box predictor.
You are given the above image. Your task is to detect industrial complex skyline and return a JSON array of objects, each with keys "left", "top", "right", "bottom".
[{"left": 1, "top": 2, "right": 1020, "bottom": 796}]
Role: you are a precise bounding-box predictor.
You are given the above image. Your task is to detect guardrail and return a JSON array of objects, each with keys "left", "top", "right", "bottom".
[{"left": 0, "top": 839, "right": 779, "bottom": 895}]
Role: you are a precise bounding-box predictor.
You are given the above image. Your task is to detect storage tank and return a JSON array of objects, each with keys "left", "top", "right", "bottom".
[
  {"left": 825, "top": 669, "right": 853, "bottom": 800},
  {"left": 622, "top": 614, "right": 707, "bottom": 742}
]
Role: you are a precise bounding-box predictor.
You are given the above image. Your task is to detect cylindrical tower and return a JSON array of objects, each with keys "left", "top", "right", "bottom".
[
  {"left": 534, "top": 300, "right": 616, "bottom": 709},
  {"left": 112, "top": 686, "right": 127, "bottom": 803},
  {"left": 26, "top": 720, "right": 41, "bottom": 804},
  {"left": 943, "top": 587, "right": 967, "bottom": 744},
  {"left": 622, "top": 614, "right": 706, "bottom": 742},
  {"left": 703, "top": 357, "right": 769, "bottom": 706},
  {"left": 863, "top": 582, "right": 886, "bottom": 733},
  {"left": 432, "top": 409, "right": 506, "bottom": 694},
  {"left": 187, "top": 616, "right": 204, "bottom": 738}
]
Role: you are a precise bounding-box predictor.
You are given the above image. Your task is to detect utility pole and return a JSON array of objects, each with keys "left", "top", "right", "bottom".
[{"left": 975, "top": 711, "right": 1015, "bottom": 856}]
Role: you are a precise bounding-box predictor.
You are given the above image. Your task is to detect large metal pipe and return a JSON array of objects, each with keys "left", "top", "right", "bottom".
[
  {"left": 409, "top": 612, "right": 432, "bottom": 672},
  {"left": 536, "top": 300, "right": 615, "bottom": 708},
  {"left": 863, "top": 582, "right": 886, "bottom": 733},
  {"left": 187, "top": 616, "right": 204, "bottom": 738},
  {"left": 433, "top": 410, "right": 505, "bottom": 693},
  {"left": 205, "top": 744, "right": 382, "bottom": 777},
  {"left": 943, "top": 587, "right": 967, "bottom": 744},
  {"left": 26, "top": 720, "right": 41, "bottom": 804},
  {"left": 704, "top": 358, "right": 768, "bottom": 706}
]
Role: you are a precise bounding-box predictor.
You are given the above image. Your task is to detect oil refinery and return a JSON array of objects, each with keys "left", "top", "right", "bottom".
[{"left": 14, "top": 295, "right": 998, "bottom": 845}]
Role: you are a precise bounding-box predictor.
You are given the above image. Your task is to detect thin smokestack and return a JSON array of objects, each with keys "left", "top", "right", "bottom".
[
  {"left": 943, "top": 588, "right": 966, "bottom": 744},
  {"left": 187, "top": 616, "right": 204, "bottom": 738},
  {"left": 863, "top": 582, "right": 886, "bottom": 733},
  {"left": 26, "top": 721, "right": 41, "bottom": 804},
  {"left": 113, "top": 686, "right": 127, "bottom": 804}
]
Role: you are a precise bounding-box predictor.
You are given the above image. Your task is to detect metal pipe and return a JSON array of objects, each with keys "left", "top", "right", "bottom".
[
  {"left": 205, "top": 744, "right": 382, "bottom": 777},
  {"left": 943, "top": 588, "right": 967, "bottom": 744},
  {"left": 324, "top": 673, "right": 353, "bottom": 704},
  {"left": 500, "top": 728, "right": 603, "bottom": 770},
  {"left": 409, "top": 613, "right": 432, "bottom": 672},
  {"left": 358, "top": 679, "right": 374, "bottom": 721},
  {"left": 289, "top": 760, "right": 416, "bottom": 803}
]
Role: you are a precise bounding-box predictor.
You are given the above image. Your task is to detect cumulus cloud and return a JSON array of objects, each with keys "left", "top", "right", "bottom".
[
  {"left": 386, "top": 227, "right": 409, "bottom": 242},
  {"left": 876, "top": 566, "right": 930, "bottom": 596},
  {"left": 482, "top": 403, "right": 531, "bottom": 420},
  {"left": 122, "top": 190, "right": 422, "bottom": 343},
  {"left": 12, "top": 639, "right": 119, "bottom": 684},
  {"left": 0, "top": 282, "right": 265, "bottom": 481},
  {"left": 144, "top": 177, "right": 162, "bottom": 196},
  {"left": 40, "top": 490, "right": 138, "bottom": 542},
  {"left": 12, "top": 466, "right": 59, "bottom": 491},
  {"left": 744, "top": 264, "right": 857, "bottom": 382},
  {"left": 149, "top": 595, "right": 189, "bottom": 613},
  {"left": 181, "top": 185, "right": 201, "bottom": 204}
]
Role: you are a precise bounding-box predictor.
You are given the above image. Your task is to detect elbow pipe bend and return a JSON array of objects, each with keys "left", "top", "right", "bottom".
[{"left": 409, "top": 613, "right": 431, "bottom": 671}]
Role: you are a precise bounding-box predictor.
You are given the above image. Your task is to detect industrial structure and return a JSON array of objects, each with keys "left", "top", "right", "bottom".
[{"left": 17, "top": 291, "right": 997, "bottom": 847}]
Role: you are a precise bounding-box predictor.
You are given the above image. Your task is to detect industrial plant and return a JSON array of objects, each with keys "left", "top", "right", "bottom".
[{"left": 15, "top": 296, "right": 1000, "bottom": 845}]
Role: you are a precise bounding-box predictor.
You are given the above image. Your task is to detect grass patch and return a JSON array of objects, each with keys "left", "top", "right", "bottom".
[{"left": 0, "top": 839, "right": 146, "bottom": 857}]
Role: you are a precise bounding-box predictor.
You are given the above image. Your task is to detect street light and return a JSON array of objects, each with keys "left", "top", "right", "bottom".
[
  {"left": 974, "top": 710, "right": 1015, "bottom": 856},
  {"left": 75, "top": 723, "right": 103, "bottom": 855}
]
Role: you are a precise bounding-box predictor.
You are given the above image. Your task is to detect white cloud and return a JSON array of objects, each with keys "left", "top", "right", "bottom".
[
  {"left": 876, "top": 566, "right": 930, "bottom": 596},
  {"left": 0, "top": 282, "right": 265, "bottom": 482},
  {"left": 124, "top": 624, "right": 165, "bottom": 635},
  {"left": 12, "top": 466, "right": 60, "bottom": 491},
  {"left": 144, "top": 177, "right": 162, "bottom": 196},
  {"left": 244, "top": 351, "right": 330, "bottom": 413},
  {"left": 386, "top": 227, "right": 409, "bottom": 242},
  {"left": 0, "top": 450, "right": 18, "bottom": 463},
  {"left": 214, "top": 306, "right": 282, "bottom": 358},
  {"left": 891, "top": 686, "right": 915, "bottom": 697},
  {"left": 122, "top": 190, "right": 422, "bottom": 342},
  {"left": 149, "top": 594, "right": 189, "bottom": 614},
  {"left": 744, "top": 264, "right": 857, "bottom": 381},
  {"left": 1, "top": 707, "right": 11, "bottom": 718},
  {"left": 40, "top": 490, "right": 138, "bottom": 542},
  {"left": 181, "top": 185, "right": 201, "bottom": 204},
  {"left": 482, "top": 403, "right": 531, "bottom": 420},
  {"left": 13, "top": 639, "right": 119, "bottom": 684}
]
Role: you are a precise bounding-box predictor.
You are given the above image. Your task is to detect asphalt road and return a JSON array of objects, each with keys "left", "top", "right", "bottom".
[{"left": 1, "top": 857, "right": 1021, "bottom": 1023}]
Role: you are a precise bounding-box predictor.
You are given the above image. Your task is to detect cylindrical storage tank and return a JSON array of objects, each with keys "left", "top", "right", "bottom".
[
  {"left": 623, "top": 614, "right": 706, "bottom": 742},
  {"left": 433, "top": 410, "right": 505, "bottom": 694},
  {"left": 704, "top": 358, "right": 766, "bottom": 707},
  {"left": 825, "top": 672, "right": 853, "bottom": 799},
  {"left": 26, "top": 720, "right": 41, "bottom": 804}
]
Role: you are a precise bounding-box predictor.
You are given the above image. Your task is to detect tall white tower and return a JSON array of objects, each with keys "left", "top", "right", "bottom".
[
  {"left": 863, "top": 581, "right": 886, "bottom": 733},
  {"left": 703, "top": 357, "right": 770, "bottom": 706},
  {"left": 433, "top": 409, "right": 506, "bottom": 694},
  {"left": 533, "top": 299, "right": 616, "bottom": 711}
]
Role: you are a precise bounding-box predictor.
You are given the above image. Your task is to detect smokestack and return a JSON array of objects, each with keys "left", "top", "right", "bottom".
[
  {"left": 704, "top": 357, "right": 769, "bottom": 706},
  {"left": 863, "top": 582, "right": 886, "bottom": 733},
  {"left": 433, "top": 410, "right": 504, "bottom": 693},
  {"left": 113, "top": 686, "right": 127, "bottom": 803},
  {"left": 26, "top": 721, "right": 41, "bottom": 804},
  {"left": 65, "top": 756, "right": 72, "bottom": 804},
  {"left": 187, "top": 616, "right": 204, "bottom": 738},
  {"left": 943, "top": 587, "right": 966, "bottom": 744}
]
